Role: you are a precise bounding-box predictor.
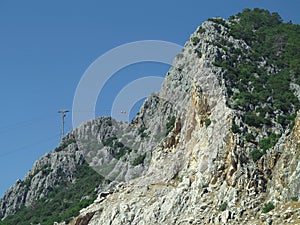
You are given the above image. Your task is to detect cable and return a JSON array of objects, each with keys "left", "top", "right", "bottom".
[
  {"left": 0, "top": 134, "right": 60, "bottom": 158},
  {"left": 0, "top": 108, "right": 134, "bottom": 157},
  {"left": 0, "top": 115, "right": 57, "bottom": 134}
]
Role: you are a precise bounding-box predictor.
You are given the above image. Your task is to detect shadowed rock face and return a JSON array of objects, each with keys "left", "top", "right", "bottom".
[{"left": 1, "top": 11, "right": 300, "bottom": 225}]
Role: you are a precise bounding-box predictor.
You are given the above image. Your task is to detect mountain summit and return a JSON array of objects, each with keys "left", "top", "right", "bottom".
[{"left": 1, "top": 8, "right": 300, "bottom": 225}]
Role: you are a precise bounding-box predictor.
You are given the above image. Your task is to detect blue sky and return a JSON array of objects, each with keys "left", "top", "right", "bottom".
[{"left": 0, "top": 0, "right": 299, "bottom": 197}]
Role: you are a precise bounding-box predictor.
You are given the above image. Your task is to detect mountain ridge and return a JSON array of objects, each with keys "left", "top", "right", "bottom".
[{"left": 1, "top": 8, "right": 300, "bottom": 225}]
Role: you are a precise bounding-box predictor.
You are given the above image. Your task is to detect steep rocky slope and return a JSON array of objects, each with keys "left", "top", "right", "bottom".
[
  {"left": 70, "top": 10, "right": 300, "bottom": 225},
  {"left": 0, "top": 114, "right": 165, "bottom": 223},
  {"left": 1, "top": 8, "right": 300, "bottom": 225},
  {"left": 0, "top": 138, "right": 85, "bottom": 219}
]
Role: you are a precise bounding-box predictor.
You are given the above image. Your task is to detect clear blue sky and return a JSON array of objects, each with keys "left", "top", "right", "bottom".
[{"left": 0, "top": 0, "right": 299, "bottom": 197}]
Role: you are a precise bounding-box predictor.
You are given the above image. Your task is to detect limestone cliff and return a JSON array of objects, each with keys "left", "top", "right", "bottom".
[
  {"left": 70, "top": 13, "right": 300, "bottom": 225},
  {"left": 1, "top": 9, "right": 300, "bottom": 225}
]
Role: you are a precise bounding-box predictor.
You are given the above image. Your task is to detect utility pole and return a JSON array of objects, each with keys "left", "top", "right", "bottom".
[{"left": 58, "top": 109, "right": 69, "bottom": 140}]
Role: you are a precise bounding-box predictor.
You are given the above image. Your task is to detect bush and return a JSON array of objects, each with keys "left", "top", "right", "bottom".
[
  {"left": 245, "top": 133, "right": 255, "bottom": 142},
  {"left": 138, "top": 126, "right": 148, "bottom": 138},
  {"left": 218, "top": 8, "right": 300, "bottom": 136},
  {"left": 259, "top": 133, "right": 280, "bottom": 151},
  {"left": 106, "top": 119, "right": 112, "bottom": 126},
  {"left": 208, "top": 17, "right": 228, "bottom": 28},
  {"left": 262, "top": 202, "right": 275, "bottom": 213},
  {"left": 55, "top": 139, "right": 76, "bottom": 152},
  {"left": 291, "top": 196, "right": 298, "bottom": 202},
  {"left": 205, "top": 118, "right": 211, "bottom": 128},
  {"left": 229, "top": 8, "right": 282, "bottom": 44},
  {"left": 251, "top": 149, "right": 264, "bottom": 162},
  {"left": 194, "top": 49, "right": 202, "bottom": 57},
  {"left": 231, "top": 122, "right": 240, "bottom": 133},
  {"left": 191, "top": 36, "right": 200, "bottom": 45},
  {"left": 102, "top": 137, "right": 131, "bottom": 159},
  {"left": 166, "top": 116, "right": 176, "bottom": 136},
  {"left": 138, "top": 126, "right": 146, "bottom": 135},
  {"left": 132, "top": 153, "right": 146, "bottom": 166},
  {"left": 245, "top": 113, "right": 264, "bottom": 128},
  {"left": 114, "top": 148, "right": 126, "bottom": 160},
  {"left": 102, "top": 136, "right": 117, "bottom": 147},
  {"left": 219, "top": 202, "right": 227, "bottom": 211},
  {"left": 197, "top": 26, "right": 206, "bottom": 34},
  {"left": 1, "top": 162, "right": 105, "bottom": 225}
]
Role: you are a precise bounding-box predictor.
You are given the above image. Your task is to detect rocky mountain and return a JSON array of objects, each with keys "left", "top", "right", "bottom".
[{"left": 1, "top": 8, "right": 300, "bottom": 225}]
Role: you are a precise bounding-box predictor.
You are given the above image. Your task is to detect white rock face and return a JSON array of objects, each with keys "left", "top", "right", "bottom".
[
  {"left": 71, "top": 19, "right": 300, "bottom": 225},
  {"left": 1, "top": 18, "right": 300, "bottom": 225},
  {"left": 77, "top": 20, "right": 234, "bottom": 225}
]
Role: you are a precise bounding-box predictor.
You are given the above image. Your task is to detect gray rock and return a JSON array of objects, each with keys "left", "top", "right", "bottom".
[{"left": 1, "top": 16, "right": 300, "bottom": 225}]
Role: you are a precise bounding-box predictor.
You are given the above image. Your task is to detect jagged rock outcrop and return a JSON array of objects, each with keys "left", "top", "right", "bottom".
[
  {"left": 1, "top": 9, "right": 300, "bottom": 225},
  {"left": 0, "top": 115, "right": 164, "bottom": 220},
  {"left": 0, "top": 141, "right": 84, "bottom": 218},
  {"left": 70, "top": 17, "right": 300, "bottom": 225}
]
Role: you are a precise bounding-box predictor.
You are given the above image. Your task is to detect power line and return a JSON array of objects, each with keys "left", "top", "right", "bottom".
[
  {"left": 0, "top": 134, "right": 59, "bottom": 158},
  {"left": 0, "top": 115, "right": 57, "bottom": 134}
]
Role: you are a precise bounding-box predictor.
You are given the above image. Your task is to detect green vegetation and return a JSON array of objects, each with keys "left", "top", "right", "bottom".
[
  {"left": 205, "top": 118, "right": 211, "bottom": 128},
  {"left": 245, "top": 133, "right": 255, "bottom": 142},
  {"left": 1, "top": 162, "right": 106, "bottom": 225},
  {"left": 219, "top": 202, "right": 228, "bottom": 211},
  {"left": 102, "top": 136, "right": 118, "bottom": 147},
  {"left": 212, "top": 9, "right": 300, "bottom": 164},
  {"left": 213, "top": 8, "right": 300, "bottom": 133},
  {"left": 194, "top": 48, "right": 202, "bottom": 58},
  {"left": 208, "top": 17, "right": 228, "bottom": 28},
  {"left": 251, "top": 149, "right": 264, "bottom": 162},
  {"left": 132, "top": 153, "right": 146, "bottom": 166},
  {"left": 138, "top": 126, "right": 148, "bottom": 138},
  {"left": 291, "top": 196, "right": 298, "bottom": 202},
  {"left": 262, "top": 202, "right": 275, "bottom": 213},
  {"left": 55, "top": 138, "right": 76, "bottom": 152},
  {"left": 173, "top": 174, "right": 183, "bottom": 183},
  {"left": 250, "top": 133, "right": 279, "bottom": 162},
  {"left": 166, "top": 116, "right": 176, "bottom": 136},
  {"left": 177, "top": 64, "right": 184, "bottom": 72},
  {"left": 102, "top": 136, "right": 132, "bottom": 160},
  {"left": 106, "top": 117, "right": 113, "bottom": 126},
  {"left": 114, "top": 146, "right": 130, "bottom": 160},
  {"left": 244, "top": 112, "right": 267, "bottom": 128},
  {"left": 231, "top": 122, "right": 240, "bottom": 133},
  {"left": 259, "top": 133, "right": 280, "bottom": 151},
  {"left": 191, "top": 36, "right": 200, "bottom": 45},
  {"left": 197, "top": 26, "right": 206, "bottom": 34},
  {"left": 229, "top": 9, "right": 282, "bottom": 45}
]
